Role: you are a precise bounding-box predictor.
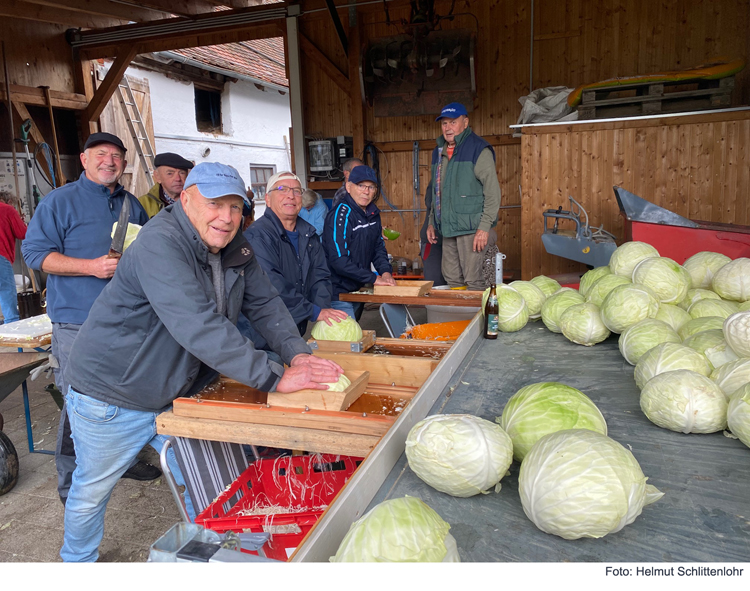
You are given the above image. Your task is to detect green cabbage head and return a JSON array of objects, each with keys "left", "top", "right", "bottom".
[
  {"left": 683, "top": 251, "right": 731, "bottom": 289},
  {"left": 682, "top": 329, "right": 725, "bottom": 367},
  {"left": 600, "top": 284, "right": 660, "bottom": 334},
  {"left": 518, "top": 429, "right": 663, "bottom": 540},
  {"left": 322, "top": 374, "right": 351, "bottom": 392},
  {"left": 560, "top": 303, "right": 610, "bottom": 346},
  {"left": 632, "top": 257, "right": 691, "bottom": 304},
  {"left": 640, "top": 370, "right": 728, "bottom": 433},
  {"left": 710, "top": 358, "right": 750, "bottom": 400},
  {"left": 495, "top": 285, "right": 530, "bottom": 332},
  {"left": 330, "top": 496, "right": 460, "bottom": 562},
  {"left": 578, "top": 266, "right": 612, "bottom": 298},
  {"left": 111, "top": 221, "right": 142, "bottom": 251},
  {"left": 498, "top": 382, "right": 607, "bottom": 462},
  {"left": 739, "top": 301, "right": 750, "bottom": 312},
  {"left": 311, "top": 316, "right": 363, "bottom": 342},
  {"left": 541, "top": 288, "right": 584, "bottom": 333},
  {"left": 702, "top": 339, "right": 739, "bottom": 370},
  {"left": 727, "top": 384, "right": 750, "bottom": 449},
  {"left": 678, "top": 288, "right": 721, "bottom": 311},
  {"left": 723, "top": 311, "right": 750, "bottom": 357},
  {"left": 585, "top": 274, "right": 631, "bottom": 307},
  {"left": 618, "top": 319, "right": 681, "bottom": 366},
  {"left": 678, "top": 317, "right": 726, "bottom": 340},
  {"left": 405, "top": 414, "right": 513, "bottom": 497},
  {"left": 634, "top": 343, "right": 711, "bottom": 390},
  {"left": 688, "top": 298, "right": 739, "bottom": 320},
  {"left": 654, "top": 304, "right": 692, "bottom": 332},
  {"left": 530, "top": 275, "right": 561, "bottom": 298},
  {"left": 508, "top": 281, "right": 546, "bottom": 317},
  {"left": 711, "top": 257, "right": 750, "bottom": 302},
  {"left": 608, "top": 241, "right": 660, "bottom": 278}
]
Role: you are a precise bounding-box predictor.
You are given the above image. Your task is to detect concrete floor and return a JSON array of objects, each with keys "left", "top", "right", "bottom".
[{"left": 0, "top": 305, "right": 414, "bottom": 562}]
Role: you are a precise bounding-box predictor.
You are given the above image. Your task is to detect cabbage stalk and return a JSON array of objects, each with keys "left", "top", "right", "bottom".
[
  {"left": 600, "top": 284, "right": 660, "bottom": 334},
  {"left": 618, "top": 319, "right": 681, "bottom": 366},
  {"left": 683, "top": 251, "right": 731, "bottom": 289},
  {"left": 727, "top": 384, "right": 750, "bottom": 449},
  {"left": 634, "top": 343, "right": 711, "bottom": 390},
  {"left": 678, "top": 288, "right": 721, "bottom": 311},
  {"left": 508, "top": 281, "right": 546, "bottom": 317},
  {"left": 678, "top": 317, "right": 726, "bottom": 340},
  {"left": 405, "top": 414, "right": 513, "bottom": 497},
  {"left": 654, "top": 304, "right": 692, "bottom": 332},
  {"left": 330, "top": 496, "right": 460, "bottom": 562},
  {"left": 710, "top": 358, "right": 750, "bottom": 399},
  {"left": 723, "top": 311, "right": 750, "bottom": 357},
  {"left": 560, "top": 303, "right": 610, "bottom": 346},
  {"left": 498, "top": 382, "right": 607, "bottom": 462},
  {"left": 584, "top": 274, "right": 631, "bottom": 308},
  {"left": 541, "top": 288, "right": 584, "bottom": 333},
  {"left": 640, "top": 370, "right": 728, "bottom": 433},
  {"left": 688, "top": 298, "right": 740, "bottom": 320},
  {"left": 311, "top": 316, "right": 363, "bottom": 342},
  {"left": 632, "top": 257, "right": 691, "bottom": 304},
  {"left": 518, "top": 429, "right": 663, "bottom": 540},
  {"left": 530, "top": 275, "right": 562, "bottom": 298},
  {"left": 608, "top": 241, "right": 660, "bottom": 278},
  {"left": 711, "top": 257, "right": 750, "bottom": 302},
  {"left": 578, "top": 266, "right": 612, "bottom": 298}
]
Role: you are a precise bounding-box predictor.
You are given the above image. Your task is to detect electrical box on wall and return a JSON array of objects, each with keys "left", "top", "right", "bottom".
[{"left": 307, "top": 136, "right": 353, "bottom": 181}]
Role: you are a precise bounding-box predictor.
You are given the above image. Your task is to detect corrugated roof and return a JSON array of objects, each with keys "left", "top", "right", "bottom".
[{"left": 174, "top": 37, "right": 288, "bottom": 89}]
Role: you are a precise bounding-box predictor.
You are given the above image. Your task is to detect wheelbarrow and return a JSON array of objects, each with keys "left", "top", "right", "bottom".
[{"left": 0, "top": 352, "right": 49, "bottom": 495}]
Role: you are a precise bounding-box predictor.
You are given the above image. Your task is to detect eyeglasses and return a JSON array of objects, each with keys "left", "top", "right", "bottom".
[
  {"left": 356, "top": 183, "right": 377, "bottom": 194},
  {"left": 272, "top": 185, "right": 303, "bottom": 196}
]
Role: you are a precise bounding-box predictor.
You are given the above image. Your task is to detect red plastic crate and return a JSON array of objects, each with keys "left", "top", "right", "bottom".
[{"left": 195, "top": 454, "right": 361, "bottom": 561}]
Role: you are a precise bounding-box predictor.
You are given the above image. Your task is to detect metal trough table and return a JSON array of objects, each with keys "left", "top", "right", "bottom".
[{"left": 294, "top": 321, "right": 750, "bottom": 562}]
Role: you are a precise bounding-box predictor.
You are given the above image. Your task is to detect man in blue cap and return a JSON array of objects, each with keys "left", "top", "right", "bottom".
[
  {"left": 323, "top": 164, "right": 396, "bottom": 319},
  {"left": 59, "top": 162, "right": 343, "bottom": 562},
  {"left": 424, "top": 103, "right": 501, "bottom": 291}
]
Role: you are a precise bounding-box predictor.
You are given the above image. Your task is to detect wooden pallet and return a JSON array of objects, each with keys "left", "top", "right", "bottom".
[{"left": 578, "top": 76, "right": 734, "bottom": 119}]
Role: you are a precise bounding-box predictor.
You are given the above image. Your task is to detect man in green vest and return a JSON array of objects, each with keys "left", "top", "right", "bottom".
[
  {"left": 139, "top": 152, "right": 194, "bottom": 219},
  {"left": 425, "top": 103, "right": 501, "bottom": 291}
]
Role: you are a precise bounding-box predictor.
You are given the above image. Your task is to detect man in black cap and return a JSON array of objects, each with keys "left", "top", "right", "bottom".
[
  {"left": 22, "top": 132, "right": 155, "bottom": 506},
  {"left": 139, "top": 152, "right": 194, "bottom": 219}
]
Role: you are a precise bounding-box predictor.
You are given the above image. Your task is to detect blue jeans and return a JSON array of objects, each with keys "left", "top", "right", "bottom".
[
  {"left": 331, "top": 299, "right": 362, "bottom": 320},
  {"left": 0, "top": 255, "right": 19, "bottom": 324},
  {"left": 60, "top": 387, "right": 195, "bottom": 562}
]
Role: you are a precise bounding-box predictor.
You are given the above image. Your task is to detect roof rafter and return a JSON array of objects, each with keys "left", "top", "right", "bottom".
[
  {"left": 0, "top": 0, "right": 126, "bottom": 29},
  {"left": 21, "top": 0, "right": 172, "bottom": 23}
]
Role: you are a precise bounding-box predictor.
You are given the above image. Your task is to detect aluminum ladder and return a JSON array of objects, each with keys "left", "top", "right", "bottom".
[{"left": 115, "top": 76, "right": 155, "bottom": 185}]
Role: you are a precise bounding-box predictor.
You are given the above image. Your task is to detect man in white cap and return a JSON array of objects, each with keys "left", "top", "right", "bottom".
[{"left": 59, "top": 162, "right": 343, "bottom": 562}]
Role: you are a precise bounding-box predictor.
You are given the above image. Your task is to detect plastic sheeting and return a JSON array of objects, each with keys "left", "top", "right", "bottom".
[{"left": 517, "top": 87, "right": 578, "bottom": 125}]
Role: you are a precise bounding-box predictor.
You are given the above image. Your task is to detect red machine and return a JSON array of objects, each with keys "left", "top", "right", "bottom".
[{"left": 615, "top": 186, "right": 750, "bottom": 263}]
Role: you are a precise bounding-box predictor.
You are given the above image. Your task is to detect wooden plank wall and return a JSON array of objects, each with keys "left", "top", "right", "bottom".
[
  {"left": 520, "top": 110, "right": 750, "bottom": 279},
  {"left": 298, "top": 0, "right": 749, "bottom": 278}
]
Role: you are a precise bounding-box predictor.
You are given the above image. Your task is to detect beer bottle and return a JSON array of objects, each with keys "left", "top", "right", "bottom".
[{"left": 484, "top": 284, "right": 499, "bottom": 339}]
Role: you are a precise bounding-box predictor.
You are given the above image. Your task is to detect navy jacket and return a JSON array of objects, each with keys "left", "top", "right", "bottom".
[
  {"left": 22, "top": 172, "right": 148, "bottom": 324},
  {"left": 322, "top": 192, "right": 391, "bottom": 299},
  {"left": 244, "top": 208, "right": 332, "bottom": 337}
]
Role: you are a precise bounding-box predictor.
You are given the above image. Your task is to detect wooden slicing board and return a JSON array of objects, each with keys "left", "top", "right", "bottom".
[
  {"left": 308, "top": 329, "right": 375, "bottom": 353},
  {"left": 311, "top": 351, "right": 438, "bottom": 387},
  {"left": 374, "top": 337, "right": 452, "bottom": 358},
  {"left": 266, "top": 369, "right": 369, "bottom": 411},
  {"left": 373, "top": 280, "right": 433, "bottom": 297}
]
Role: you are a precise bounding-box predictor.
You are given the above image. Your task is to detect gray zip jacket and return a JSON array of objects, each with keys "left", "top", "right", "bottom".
[{"left": 67, "top": 200, "right": 311, "bottom": 413}]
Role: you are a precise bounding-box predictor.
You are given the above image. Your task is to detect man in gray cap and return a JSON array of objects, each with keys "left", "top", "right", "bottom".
[
  {"left": 59, "top": 162, "right": 343, "bottom": 562},
  {"left": 22, "top": 132, "right": 153, "bottom": 508},
  {"left": 139, "top": 152, "right": 194, "bottom": 219}
]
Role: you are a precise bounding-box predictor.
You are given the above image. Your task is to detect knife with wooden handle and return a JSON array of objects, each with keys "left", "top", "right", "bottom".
[{"left": 108, "top": 196, "right": 131, "bottom": 259}]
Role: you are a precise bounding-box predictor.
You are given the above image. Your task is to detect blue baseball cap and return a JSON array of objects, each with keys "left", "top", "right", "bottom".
[
  {"left": 435, "top": 102, "right": 468, "bottom": 121},
  {"left": 184, "top": 162, "right": 249, "bottom": 204},
  {"left": 348, "top": 165, "right": 378, "bottom": 186}
]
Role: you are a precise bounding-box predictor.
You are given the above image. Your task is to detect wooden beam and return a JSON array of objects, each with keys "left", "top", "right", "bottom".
[
  {"left": 0, "top": 0, "right": 125, "bottom": 28},
  {"left": 299, "top": 32, "right": 348, "bottom": 94},
  {"left": 84, "top": 44, "right": 138, "bottom": 125},
  {"left": 124, "top": 0, "right": 219, "bottom": 18},
  {"left": 348, "top": 18, "right": 366, "bottom": 158},
  {"left": 11, "top": 101, "right": 55, "bottom": 184},
  {"left": 22, "top": 0, "right": 171, "bottom": 23},
  {"left": 72, "top": 53, "right": 97, "bottom": 138},
  {"left": 375, "top": 134, "right": 521, "bottom": 153},
  {"left": 0, "top": 84, "right": 88, "bottom": 110}
]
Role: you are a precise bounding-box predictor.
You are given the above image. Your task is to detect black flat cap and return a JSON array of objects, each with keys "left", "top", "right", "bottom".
[
  {"left": 83, "top": 132, "right": 126, "bottom": 152},
  {"left": 154, "top": 152, "right": 194, "bottom": 170}
]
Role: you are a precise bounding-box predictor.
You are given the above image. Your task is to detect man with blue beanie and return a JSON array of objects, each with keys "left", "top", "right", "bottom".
[
  {"left": 58, "top": 162, "right": 343, "bottom": 561},
  {"left": 323, "top": 164, "right": 396, "bottom": 319},
  {"left": 424, "top": 103, "right": 501, "bottom": 291}
]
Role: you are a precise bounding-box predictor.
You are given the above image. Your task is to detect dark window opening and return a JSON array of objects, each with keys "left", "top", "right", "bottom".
[{"left": 195, "top": 87, "right": 222, "bottom": 133}]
